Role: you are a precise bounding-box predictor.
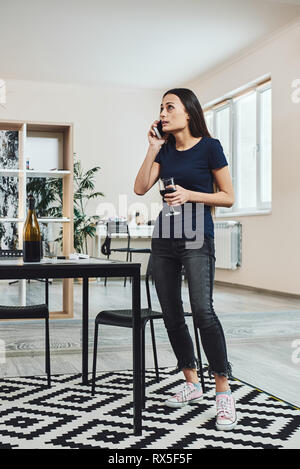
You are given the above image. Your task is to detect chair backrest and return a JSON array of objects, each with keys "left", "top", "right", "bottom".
[
  {"left": 145, "top": 254, "right": 154, "bottom": 309},
  {"left": 104, "top": 221, "right": 130, "bottom": 255},
  {"left": 106, "top": 221, "right": 129, "bottom": 237},
  {"left": 101, "top": 221, "right": 129, "bottom": 257},
  {"left": 145, "top": 253, "right": 154, "bottom": 280},
  {"left": 0, "top": 304, "right": 49, "bottom": 320}
]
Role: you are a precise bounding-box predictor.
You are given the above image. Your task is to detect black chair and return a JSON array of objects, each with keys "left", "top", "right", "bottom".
[
  {"left": 0, "top": 303, "right": 51, "bottom": 387},
  {"left": 102, "top": 221, "right": 151, "bottom": 287},
  {"left": 91, "top": 254, "right": 206, "bottom": 403}
]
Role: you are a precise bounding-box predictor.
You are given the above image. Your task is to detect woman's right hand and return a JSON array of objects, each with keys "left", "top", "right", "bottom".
[{"left": 148, "top": 120, "right": 168, "bottom": 148}]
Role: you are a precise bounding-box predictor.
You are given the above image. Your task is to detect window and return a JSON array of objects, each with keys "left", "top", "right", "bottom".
[{"left": 204, "top": 80, "right": 272, "bottom": 216}]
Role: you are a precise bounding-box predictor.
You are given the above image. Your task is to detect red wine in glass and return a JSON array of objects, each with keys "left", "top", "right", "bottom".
[
  {"left": 159, "top": 177, "right": 180, "bottom": 216},
  {"left": 159, "top": 187, "right": 176, "bottom": 197}
]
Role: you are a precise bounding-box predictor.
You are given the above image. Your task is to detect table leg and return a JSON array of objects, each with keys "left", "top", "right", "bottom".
[
  {"left": 82, "top": 276, "right": 89, "bottom": 384},
  {"left": 132, "top": 268, "right": 142, "bottom": 436},
  {"left": 45, "top": 278, "right": 49, "bottom": 306},
  {"left": 18, "top": 279, "right": 26, "bottom": 306},
  {"left": 96, "top": 234, "right": 101, "bottom": 283}
]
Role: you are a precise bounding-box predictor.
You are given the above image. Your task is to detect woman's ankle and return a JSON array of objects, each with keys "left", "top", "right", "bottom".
[
  {"left": 214, "top": 374, "right": 230, "bottom": 393},
  {"left": 183, "top": 368, "right": 199, "bottom": 384}
]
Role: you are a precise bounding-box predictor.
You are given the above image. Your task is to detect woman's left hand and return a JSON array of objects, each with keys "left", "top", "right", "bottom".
[{"left": 164, "top": 184, "right": 191, "bottom": 206}]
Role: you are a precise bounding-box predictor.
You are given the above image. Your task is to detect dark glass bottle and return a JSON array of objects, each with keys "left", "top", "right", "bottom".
[{"left": 23, "top": 194, "right": 41, "bottom": 262}]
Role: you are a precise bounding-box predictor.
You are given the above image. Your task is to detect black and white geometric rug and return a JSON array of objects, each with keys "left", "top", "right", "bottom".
[{"left": 0, "top": 368, "right": 299, "bottom": 449}]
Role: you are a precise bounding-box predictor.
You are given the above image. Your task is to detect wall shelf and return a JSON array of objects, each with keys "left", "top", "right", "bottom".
[
  {"left": 38, "top": 217, "right": 70, "bottom": 223},
  {"left": 0, "top": 218, "right": 25, "bottom": 223},
  {"left": 26, "top": 170, "right": 71, "bottom": 178},
  {"left": 0, "top": 217, "right": 70, "bottom": 223},
  {"left": 0, "top": 169, "right": 24, "bottom": 177}
]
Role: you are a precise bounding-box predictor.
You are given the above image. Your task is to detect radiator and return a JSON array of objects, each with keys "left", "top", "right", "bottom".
[{"left": 214, "top": 221, "right": 242, "bottom": 270}]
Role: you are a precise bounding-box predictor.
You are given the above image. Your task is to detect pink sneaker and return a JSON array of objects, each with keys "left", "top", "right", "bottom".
[
  {"left": 165, "top": 382, "right": 203, "bottom": 408},
  {"left": 216, "top": 393, "right": 238, "bottom": 431}
]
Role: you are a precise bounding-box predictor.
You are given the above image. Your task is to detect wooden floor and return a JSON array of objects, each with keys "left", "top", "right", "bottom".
[{"left": 0, "top": 277, "right": 300, "bottom": 407}]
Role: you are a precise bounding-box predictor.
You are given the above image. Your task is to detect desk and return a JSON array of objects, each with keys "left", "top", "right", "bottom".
[{"left": 0, "top": 257, "right": 143, "bottom": 436}]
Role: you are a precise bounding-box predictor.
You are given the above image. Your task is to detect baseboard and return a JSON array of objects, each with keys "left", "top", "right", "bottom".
[{"left": 214, "top": 280, "right": 300, "bottom": 299}]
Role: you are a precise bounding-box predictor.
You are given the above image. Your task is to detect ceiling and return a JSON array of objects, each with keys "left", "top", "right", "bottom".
[{"left": 0, "top": 0, "right": 299, "bottom": 89}]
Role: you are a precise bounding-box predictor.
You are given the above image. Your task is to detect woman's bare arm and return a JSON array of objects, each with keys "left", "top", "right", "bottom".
[
  {"left": 187, "top": 166, "right": 235, "bottom": 207},
  {"left": 134, "top": 120, "right": 167, "bottom": 195},
  {"left": 134, "top": 147, "right": 161, "bottom": 195}
]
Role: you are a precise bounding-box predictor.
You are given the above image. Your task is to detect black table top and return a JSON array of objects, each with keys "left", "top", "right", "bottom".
[{"left": 0, "top": 257, "right": 141, "bottom": 279}]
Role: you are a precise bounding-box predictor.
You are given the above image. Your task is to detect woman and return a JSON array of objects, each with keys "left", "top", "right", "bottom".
[{"left": 134, "top": 88, "right": 237, "bottom": 431}]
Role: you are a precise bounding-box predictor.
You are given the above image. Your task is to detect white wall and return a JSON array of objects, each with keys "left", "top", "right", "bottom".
[{"left": 186, "top": 18, "right": 300, "bottom": 295}]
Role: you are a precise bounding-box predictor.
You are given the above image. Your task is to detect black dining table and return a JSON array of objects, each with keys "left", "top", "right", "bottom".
[{"left": 0, "top": 257, "right": 142, "bottom": 435}]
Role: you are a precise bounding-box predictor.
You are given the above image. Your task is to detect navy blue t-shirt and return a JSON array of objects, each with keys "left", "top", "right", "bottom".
[{"left": 154, "top": 136, "right": 228, "bottom": 239}]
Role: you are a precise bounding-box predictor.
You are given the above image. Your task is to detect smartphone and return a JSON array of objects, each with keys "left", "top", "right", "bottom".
[{"left": 153, "top": 120, "right": 165, "bottom": 139}]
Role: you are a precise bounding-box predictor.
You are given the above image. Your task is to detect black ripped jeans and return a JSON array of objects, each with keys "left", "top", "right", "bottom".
[{"left": 151, "top": 235, "right": 232, "bottom": 378}]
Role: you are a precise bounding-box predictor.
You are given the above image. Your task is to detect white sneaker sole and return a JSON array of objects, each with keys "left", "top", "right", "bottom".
[
  {"left": 165, "top": 395, "right": 203, "bottom": 409},
  {"left": 216, "top": 413, "right": 238, "bottom": 431}
]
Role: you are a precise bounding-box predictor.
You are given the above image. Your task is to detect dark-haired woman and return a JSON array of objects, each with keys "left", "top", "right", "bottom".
[{"left": 134, "top": 88, "right": 237, "bottom": 431}]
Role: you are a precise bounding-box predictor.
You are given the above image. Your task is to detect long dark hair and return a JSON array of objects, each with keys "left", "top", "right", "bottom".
[
  {"left": 162, "top": 88, "right": 217, "bottom": 215},
  {"left": 162, "top": 88, "right": 211, "bottom": 146}
]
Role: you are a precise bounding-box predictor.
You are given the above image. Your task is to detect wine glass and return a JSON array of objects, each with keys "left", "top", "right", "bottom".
[
  {"left": 46, "top": 241, "right": 59, "bottom": 259},
  {"left": 159, "top": 177, "right": 180, "bottom": 216}
]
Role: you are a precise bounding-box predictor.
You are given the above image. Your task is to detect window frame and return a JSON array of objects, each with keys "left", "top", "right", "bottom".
[{"left": 204, "top": 79, "right": 272, "bottom": 217}]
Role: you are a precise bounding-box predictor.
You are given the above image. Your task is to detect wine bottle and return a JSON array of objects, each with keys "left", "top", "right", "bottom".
[
  {"left": 135, "top": 211, "right": 141, "bottom": 225},
  {"left": 23, "top": 194, "right": 41, "bottom": 262},
  {"left": 135, "top": 211, "right": 145, "bottom": 226}
]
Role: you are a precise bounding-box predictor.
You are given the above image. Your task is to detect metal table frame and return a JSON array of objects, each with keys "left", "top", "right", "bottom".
[{"left": 0, "top": 258, "right": 142, "bottom": 435}]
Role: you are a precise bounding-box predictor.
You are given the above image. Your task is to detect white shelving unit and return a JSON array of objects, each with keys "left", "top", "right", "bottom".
[{"left": 0, "top": 119, "right": 74, "bottom": 317}]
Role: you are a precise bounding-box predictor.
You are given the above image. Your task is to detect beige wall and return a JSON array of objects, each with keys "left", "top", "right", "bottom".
[{"left": 186, "top": 18, "right": 300, "bottom": 295}]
